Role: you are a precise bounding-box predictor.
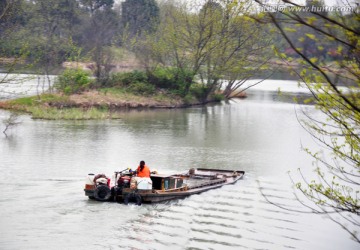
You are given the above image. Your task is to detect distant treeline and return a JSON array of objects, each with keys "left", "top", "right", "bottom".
[{"left": 0, "top": 0, "right": 357, "bottom": 100}]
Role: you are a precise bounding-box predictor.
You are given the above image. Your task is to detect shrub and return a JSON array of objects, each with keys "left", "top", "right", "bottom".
[
  {"left": 189, "top": 84, "right": 208, "bottom": 101},
  {"left": 148, "top": 67, "right": 195, "bottom": 95},
  {"left": 148, "top": 67, "right": 174, "bottom": 89},
  {"left": 211, "top": 93, "right": 225, "bottom": 102},
  {"left": 127, "top": 82, "right": 156, "bottom": 96},
  {"left": 109, "top": 71, "right": 147, "bottom": 87},
  {"left": 55, "top": 68, "right": 92, "bottom": 95},
  {"left": 183, "top": 94, "right": 196, "bottom": 105}
]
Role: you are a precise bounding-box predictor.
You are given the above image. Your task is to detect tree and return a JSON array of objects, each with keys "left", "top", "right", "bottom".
[
  {"left": 0, "top": 0, "right": 26, "bottom": 36},
  {"left": 1, "top": 0, "right": 81, "bottom": 59},
  {"left": 0, "top": 0, "right": 86, "bottom": 98},
  {"left": 256, "top": 0, "right": 360, "bottom": 242},
  {"left": 19, "top": 0, "right": 82, "bottom": 92},
  {"left": 0, "top": 0, "right": 34, "bottom": 97},
  {"left": 121, "top": 0, "right": 160, "bottom": 38},
  {"left": 78, "top": 0, "right": 119, "bottom": 85},
  {"left": 79, "top": 0, "right": 114, "bottom": 14},
  {"left": 0, "top": 0, "right": 26, "bottom": 68},
  {"left": 134, "top": 0, "right": 272, "bottom": 101}
]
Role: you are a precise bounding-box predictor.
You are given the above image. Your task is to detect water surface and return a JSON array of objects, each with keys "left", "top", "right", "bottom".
[{"left": 0, "top": 78, "right": 358, "bottom": 249}]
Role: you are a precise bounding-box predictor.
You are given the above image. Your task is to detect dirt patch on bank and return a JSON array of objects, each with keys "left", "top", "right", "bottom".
[{"left": 47, "top": 90, "right": 186, "bottom": 110}]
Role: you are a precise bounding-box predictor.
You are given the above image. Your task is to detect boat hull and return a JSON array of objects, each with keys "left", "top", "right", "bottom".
[{"left": 119, "top": 168, "right": 244, "bottom": 203}]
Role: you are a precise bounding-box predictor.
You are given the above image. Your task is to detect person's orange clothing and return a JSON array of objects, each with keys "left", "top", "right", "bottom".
[{"left": 137, "top": 165, "right": 151, "bottom": 178}]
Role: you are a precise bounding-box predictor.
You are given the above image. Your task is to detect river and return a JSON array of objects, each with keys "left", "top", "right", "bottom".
[{"left": 0, "top": 76, "right": 358, "bottom": 249}]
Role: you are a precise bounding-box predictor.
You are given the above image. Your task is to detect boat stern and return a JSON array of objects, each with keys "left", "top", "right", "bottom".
[{"left": 84, "top": 173, "right": 96, "bottom": 199}]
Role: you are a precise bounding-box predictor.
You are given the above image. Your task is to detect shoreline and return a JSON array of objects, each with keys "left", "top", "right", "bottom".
[{"left": 0, "top": 90, "right": 247, "bottom": 120}]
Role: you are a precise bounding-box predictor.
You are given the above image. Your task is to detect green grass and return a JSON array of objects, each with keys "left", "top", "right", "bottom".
[
  {"left": 100, "top": 87, "right": 179, "bottom": 104},
  {"left": 8, "top": 94, "right": 71, "bottom": 106},
  {"left": 0, "top": 88, "right": 185, "bottom": 120},
  {"left": 2, "top": 93, "right": 121, "bottom": 120},
  {"left": 28, "top": 106, "right": 122, "bottom": 120},
  {"left": 8, "top": 96, "right": 35, "bottom": 106}
]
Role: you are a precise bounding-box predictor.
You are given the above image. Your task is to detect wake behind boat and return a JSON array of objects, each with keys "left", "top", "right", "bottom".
[{"left": 84, "top": 168, "right": 245, "bottom": 205}]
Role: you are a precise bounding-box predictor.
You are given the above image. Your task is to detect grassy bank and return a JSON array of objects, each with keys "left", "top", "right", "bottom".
[
  {"left": 0, "top": 89, "right": 187, "bottom": 120},
  {"left": 0, "top": 68, "right": 232, "bottom": 120}
]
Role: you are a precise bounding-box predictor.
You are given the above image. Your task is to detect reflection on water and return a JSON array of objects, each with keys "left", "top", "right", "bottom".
[{"left": 0, "top": 79, "right": 358, "bottom": 250}]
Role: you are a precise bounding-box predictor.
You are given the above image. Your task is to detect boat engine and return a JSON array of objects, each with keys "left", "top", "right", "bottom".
[
  {"left": 93, "top": 174, "right": 112, "bottom": 201},
  {"left": 112, "top": 174, "right": 131, "bottom": 196},
  {"left": 118, "top": 176, "right": 131, "bottom": 188}
]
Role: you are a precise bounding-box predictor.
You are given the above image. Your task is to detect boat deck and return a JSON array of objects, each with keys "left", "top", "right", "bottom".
[
  {"left": 185, "top": 177, "right": 226, "bottom": 189},
  {"left": 116, "top": 168, "right": 245, "bottom": 203}
]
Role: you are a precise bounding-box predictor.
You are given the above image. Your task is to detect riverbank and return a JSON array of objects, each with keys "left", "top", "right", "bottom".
[
  {"left": 0, "top": 89, "right": 247, "bottom": 120},
  {"left": 0, "top": 89, "right": 185, "bottom": 119}
]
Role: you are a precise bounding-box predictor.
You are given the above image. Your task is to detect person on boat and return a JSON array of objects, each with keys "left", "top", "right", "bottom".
[{"left": 137, "top": 161, "right": 151, "bottom": 178}]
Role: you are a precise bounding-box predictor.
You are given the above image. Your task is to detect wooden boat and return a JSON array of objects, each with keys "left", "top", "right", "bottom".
[{"left": 84, "top": 168, "right": 245, "bottom": 205}]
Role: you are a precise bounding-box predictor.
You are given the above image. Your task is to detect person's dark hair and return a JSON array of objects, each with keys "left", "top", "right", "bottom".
[{"left": 140, "top": 161, "right": 145, "bottom": 171}]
